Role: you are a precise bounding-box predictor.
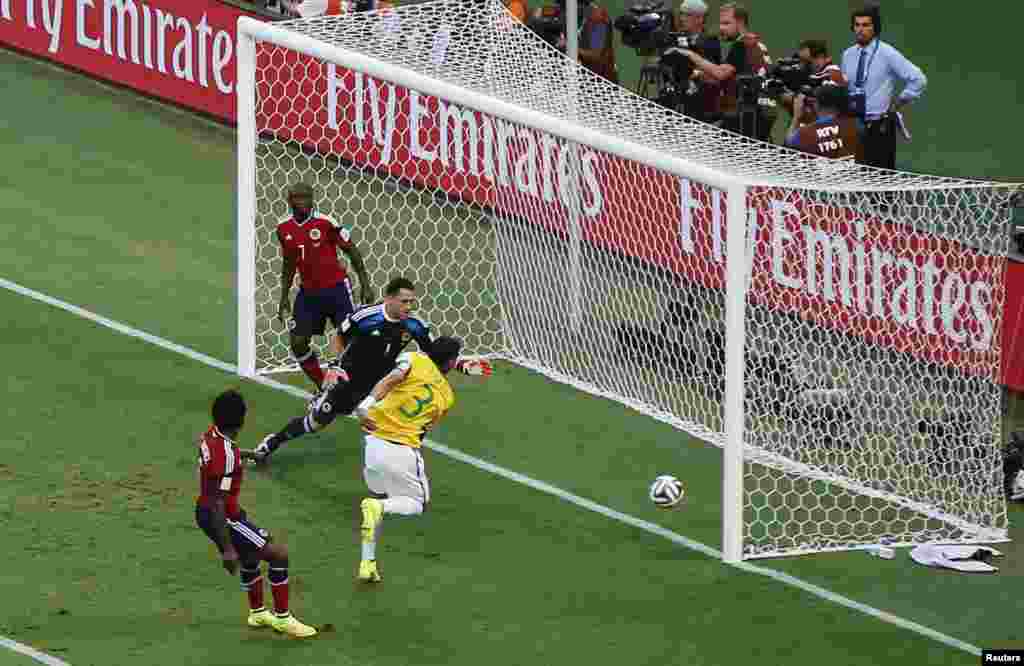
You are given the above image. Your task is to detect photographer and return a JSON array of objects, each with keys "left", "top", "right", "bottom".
[
  {"left": 678, "top": 3, "right": 773, "bottom": 141},
  {"left": 784, "top": 85, "right": 862, "bottom": 161},
  {"left": 800, "top": 39, "right": 845, "bottom": 87},
  {"left": 532, "top": 0, "right": 618, "bottom": 83},
  {"left": 614, "top": 0, "right": 718, "bottom": 117},
  {"left": 840, "top": 6, "right": 927, "bottom": 169},
  {"left": 777, "top": 39, "right": 846, "bottom": 123},
  {"left": 670, "top": 0, "right": 722, "bottom": 121}
]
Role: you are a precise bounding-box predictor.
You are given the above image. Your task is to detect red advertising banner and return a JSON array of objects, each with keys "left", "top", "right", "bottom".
[
  {"left": 0, "top": 0, "right": 262, "bottom": 121},
  {"left": 1003, "top": 261, "right": 1024, "bottom": 390},
  {"left": 258, "top": 51, "right": 1003, "bottom": 378},
  {"left": 3, "top": 11, "right": 1015, "bottom": 384}
]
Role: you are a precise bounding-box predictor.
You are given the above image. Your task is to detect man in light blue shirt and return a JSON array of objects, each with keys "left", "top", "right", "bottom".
[{"left": 840, "top": 6, "right": 926, "bottom": 169}]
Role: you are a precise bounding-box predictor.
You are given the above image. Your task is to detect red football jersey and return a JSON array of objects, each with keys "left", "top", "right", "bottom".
[
  {"left": 196, "top": 425, "right": 243, "bottom": 520},
  {"left": 276, "top": 213, "right": 354, "bottom": 291}
]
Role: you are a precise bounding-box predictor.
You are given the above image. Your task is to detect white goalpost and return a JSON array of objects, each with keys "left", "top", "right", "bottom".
[{"left": 235, "top": 0, "right": 1018, "bottom": 560}]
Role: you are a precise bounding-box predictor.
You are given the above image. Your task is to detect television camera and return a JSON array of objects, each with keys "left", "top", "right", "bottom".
[{"left": 614, "top": 0, "right": 708, "bottom": 114}]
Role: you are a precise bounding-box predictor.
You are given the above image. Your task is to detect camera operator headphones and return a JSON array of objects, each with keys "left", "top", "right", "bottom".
[{"left": 850, "top": 6, "right": 882, "bottom": 35}]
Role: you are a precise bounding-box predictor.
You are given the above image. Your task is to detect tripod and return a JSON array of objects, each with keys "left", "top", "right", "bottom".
[
  {"left": 636, "top": 61, "right": 684, "bottom": 112},
  {"left": 738, "top": 97, "right": 761, "bottom": 140},
  {"left": 636, "top": 62, "right": 669, "bottom": 99}
]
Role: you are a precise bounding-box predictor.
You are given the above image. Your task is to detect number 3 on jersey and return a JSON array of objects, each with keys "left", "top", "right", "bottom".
[{"left": 399, "top": 384, "right": 434, "bottom": 419}]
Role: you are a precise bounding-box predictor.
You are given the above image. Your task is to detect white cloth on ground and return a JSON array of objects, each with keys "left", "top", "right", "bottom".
[{"left": 909, "top": 544, "right": 1001, "bottom": 573}]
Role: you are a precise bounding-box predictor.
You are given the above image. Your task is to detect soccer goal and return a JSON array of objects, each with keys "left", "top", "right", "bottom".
[{"left": 235, "top": 0, "right": 1019, "bottom": 560}]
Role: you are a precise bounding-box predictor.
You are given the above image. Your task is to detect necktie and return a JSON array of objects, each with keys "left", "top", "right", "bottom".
[{"left": 855, "top": 48, "right": 867, "bottom": 88}]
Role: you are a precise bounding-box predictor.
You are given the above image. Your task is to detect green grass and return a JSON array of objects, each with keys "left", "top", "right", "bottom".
[
  {"left": 0, "top": 288, "right": 983, "bottom": 666},
  {"left": 1, "top": 31, "right": 1024, "bottom": 666},
  {"left": 0, "top": 47, "right": 239, "bottom": 362}
]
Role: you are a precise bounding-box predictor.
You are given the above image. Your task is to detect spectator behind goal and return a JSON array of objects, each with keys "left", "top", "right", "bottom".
[
  {"left": 283, "top": 0, "right": 392, "bottom": 18},
  {"left": 504, "top": 0, "right": 529, "bottom": 23}
]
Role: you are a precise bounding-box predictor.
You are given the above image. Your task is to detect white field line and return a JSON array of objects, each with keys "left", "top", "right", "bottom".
[
  {"left": 0, "top": 276, "right": 982, "bottom": 659},
  {"left": 0, "top": 636, "right": 70, "bottom": 666}
]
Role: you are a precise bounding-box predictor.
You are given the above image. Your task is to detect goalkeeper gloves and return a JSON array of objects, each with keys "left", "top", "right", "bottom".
[
  {"left": 322, "top": 360, "right": 350, "bottom": 391},
  {"left": 456, "top": 359, "right": 493, "bottom": 376}
]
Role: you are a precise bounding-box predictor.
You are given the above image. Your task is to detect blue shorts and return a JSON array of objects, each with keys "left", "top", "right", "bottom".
[
  {"left": 195, "top": 505, "right": 270, "bottom": 562},
  {"left": 289, "top": 279, "right": 354, "bottom": 337}
]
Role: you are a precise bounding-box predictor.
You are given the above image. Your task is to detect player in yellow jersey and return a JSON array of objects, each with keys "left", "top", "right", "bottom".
[{"left": 352, "top": 336, "right": 462, "bottom": 583}]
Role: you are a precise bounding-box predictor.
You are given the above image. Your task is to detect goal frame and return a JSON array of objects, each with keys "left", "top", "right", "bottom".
[{"left": 236, "top": 15, "right": 894, "bottom": 563}]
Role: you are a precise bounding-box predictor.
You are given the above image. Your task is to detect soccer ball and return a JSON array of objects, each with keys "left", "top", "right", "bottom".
[{"left": 649, "top": 475, "right": 685, "bottom": 509}]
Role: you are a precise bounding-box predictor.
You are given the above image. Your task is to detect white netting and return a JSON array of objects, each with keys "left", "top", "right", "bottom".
[
  {"left": 243, "top": 0, "right": 1020, "bottom": 557},
  {"left": 252, "top": 140, "right": 502, "bottom": 371}
]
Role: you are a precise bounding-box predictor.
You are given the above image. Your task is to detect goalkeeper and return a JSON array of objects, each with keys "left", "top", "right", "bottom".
[{"left": 254, "top": 277, "right": 490, "bottom": 462}]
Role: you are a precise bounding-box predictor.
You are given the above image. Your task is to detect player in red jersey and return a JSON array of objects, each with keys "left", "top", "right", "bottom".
[
  {"left": 277, "top": 182, "right": 373, "bottom": 389},
  {"left": 195, "top": 390, "right": 317, "bottom": 638}
]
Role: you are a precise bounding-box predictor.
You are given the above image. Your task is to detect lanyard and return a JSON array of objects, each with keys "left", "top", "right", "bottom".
[
  {"left": 854, "top": 40, "right": 881, "bottom": 89},
  {"left": 722, "top": 34, "right": 741, "bottom": 62}
]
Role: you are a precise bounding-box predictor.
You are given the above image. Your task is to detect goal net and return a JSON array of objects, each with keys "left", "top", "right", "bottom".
[{"left": 236, "top": 0, "right": 1019, "bottom": 559}]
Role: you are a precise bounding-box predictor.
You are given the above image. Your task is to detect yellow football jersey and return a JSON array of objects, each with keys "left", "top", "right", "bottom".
[{"left": 367, "top": 352, "right": 455, "bottom": 448}]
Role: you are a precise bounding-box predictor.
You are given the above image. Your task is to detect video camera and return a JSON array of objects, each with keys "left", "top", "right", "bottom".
[
  {"left": 613, "top": 0, "right": 678, "bottom": 51},
  {"left": 733, "top": 56, "right": 820, "bottom": 127},
  {"left": 761, "top": 55, "right": 814, "bottom": 99},
  {"left": 616, "top": 0, "right": 712, "bottom": 114}
]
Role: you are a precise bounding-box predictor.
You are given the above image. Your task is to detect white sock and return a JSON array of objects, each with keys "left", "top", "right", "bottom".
[
  {"left": 361, "top": 519, "right": 380, "bottom": 561},
  {"left": 381, "top": 497, "right": 423, "bottom": 516}
]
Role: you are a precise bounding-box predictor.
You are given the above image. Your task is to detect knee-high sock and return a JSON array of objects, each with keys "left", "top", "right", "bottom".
[
  {"left": 362, "top": 521, "right": 381, "bottom": 561},
  {"left": 240, "top": 565, "right": 264, "bottom": 611},
  {"left": 268, "top": 560, "right": 290, "bottom": 616},
  {"left": 295, "top": 349, "right": 325, "bottom": 389}
]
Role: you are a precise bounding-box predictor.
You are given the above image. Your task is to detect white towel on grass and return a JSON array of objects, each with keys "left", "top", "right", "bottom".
[{"left": 909, "top": 544, "right": 1001, "bottom": 573}]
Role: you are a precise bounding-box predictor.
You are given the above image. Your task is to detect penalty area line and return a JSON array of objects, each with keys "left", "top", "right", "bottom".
[
  {"left": 0, "top": 276, "right": 982, "bottom": 659},
  {"left": 0, "top": 636, "right": 70, "bottom": 666}
]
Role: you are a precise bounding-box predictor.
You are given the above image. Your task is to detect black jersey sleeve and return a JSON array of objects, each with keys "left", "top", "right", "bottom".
[
  {"left": 405, "top": 318, "right": 432, "bottom": 352},
  {"left": 338, "top": 314, "right": 357, "bottom": 345}
]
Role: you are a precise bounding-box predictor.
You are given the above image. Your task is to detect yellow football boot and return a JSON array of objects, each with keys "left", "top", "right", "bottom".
[
  {"left": 358, "top": 559, "right": 382, "bottom": 583},
  {"left": 247, "top": 608, "right": 275, "bottom": 628},
  {"left": 271, "top": 613, "right": 318, "bottom": 638}
]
